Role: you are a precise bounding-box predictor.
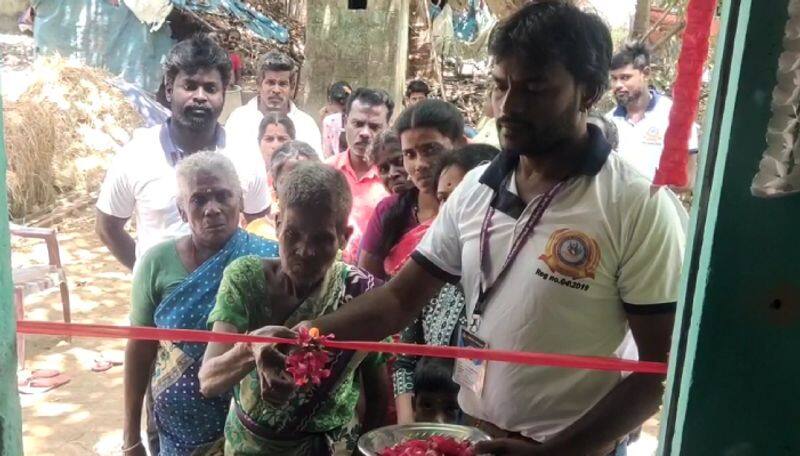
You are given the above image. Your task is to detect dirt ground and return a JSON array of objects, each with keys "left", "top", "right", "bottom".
[{"left": 13, "top": 207, "right": 133, "bottom": 456}]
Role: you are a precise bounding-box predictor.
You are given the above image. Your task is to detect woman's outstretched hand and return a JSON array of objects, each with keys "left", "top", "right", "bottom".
[{"left": 248, "top": 326, "right": 298, "bottom": 405}]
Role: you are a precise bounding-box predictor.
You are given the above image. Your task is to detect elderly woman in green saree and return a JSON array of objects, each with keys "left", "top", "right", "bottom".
[
  {"left": 123, "top": 152, "right": 278, "bottom": 456},
  {"left": 199, "top": 161, "right": 388, "bottom": 455}
]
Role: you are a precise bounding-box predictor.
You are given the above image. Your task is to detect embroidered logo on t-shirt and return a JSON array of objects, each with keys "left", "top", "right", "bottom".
[
  {"left": 643, "top": 126, "right": 663, "bottom": 145},
  {"left": 539, "top": 228, "right": 601, "bottom": 280}
]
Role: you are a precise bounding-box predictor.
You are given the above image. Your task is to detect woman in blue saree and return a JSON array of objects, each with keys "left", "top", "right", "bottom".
[{"left": 122, "top": 152, "right": 278, "bottom": 456}]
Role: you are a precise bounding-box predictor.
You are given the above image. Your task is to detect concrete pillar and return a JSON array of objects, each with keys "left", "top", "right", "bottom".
[
  {"left": 0, "top": 86, "right": 24, "bottom": 455},
  {"left": 660, "top": 0, "right": 800, "bottom": 454},
  {"left": 300, "top": 0, "right": 410, "bottom": 116}
]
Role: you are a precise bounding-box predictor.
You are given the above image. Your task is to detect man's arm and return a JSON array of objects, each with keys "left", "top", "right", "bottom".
[
  {"left": 312, "top": 260, "right": 445, "bottom": 340},
  {"left": 476, "top": 310, "right": 674, "bottom": 456},
  {"left": 96, "top": 208, "right": 136, "bottom": 270}
]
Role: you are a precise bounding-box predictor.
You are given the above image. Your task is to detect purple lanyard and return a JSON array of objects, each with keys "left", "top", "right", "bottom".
[{"left": 472, "top": 176, "right": 567, "bottom": 329}]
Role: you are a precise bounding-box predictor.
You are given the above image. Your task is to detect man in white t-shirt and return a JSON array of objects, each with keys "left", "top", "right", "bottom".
[
  {"left": 225, "top": 51, "right": 322, "bottom": 157},
  {"left": 95, "top": 35, "right": 269, "bottom": 271},
  {"left": 256, "top": 4, "right": 687, "bottom": 455},
  {"left": 606, "top": 41, "right": 700, "bottom": 192}
]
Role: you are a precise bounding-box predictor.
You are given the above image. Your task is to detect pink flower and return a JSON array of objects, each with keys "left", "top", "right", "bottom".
[
  {"left": 378, "top": 437, "right": 474, "bottom": 456},
  {"left": 285, "top": 327, "right": 334, "bottom": 387}
]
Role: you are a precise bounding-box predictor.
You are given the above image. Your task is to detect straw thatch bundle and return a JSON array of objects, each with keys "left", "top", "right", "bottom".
[{"left": 5, "top": 56, "right": 144, "bottom": 219}]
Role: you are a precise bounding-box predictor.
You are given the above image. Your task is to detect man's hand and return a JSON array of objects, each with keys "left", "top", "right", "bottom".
[
  {"left": 474, "top": 438, "right": 543, "bottom": 455},
  {"left": 248, "top": 326, "right": 297, "bottom": 405}
]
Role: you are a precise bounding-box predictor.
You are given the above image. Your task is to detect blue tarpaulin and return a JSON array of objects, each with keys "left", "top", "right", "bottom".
[
  {"left": 173, "top": 0, "right": 288, "bottom": 43},
  {"left": 32, "top": 0, "right": 288, "bottom": 93},
  {"left": 32, "top": 0, "right": 176, "bottom": 93}
]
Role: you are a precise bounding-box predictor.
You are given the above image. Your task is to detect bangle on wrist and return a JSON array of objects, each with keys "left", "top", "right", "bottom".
[{"left": 121, "top": 441, "right": 142, "bottom": 452}]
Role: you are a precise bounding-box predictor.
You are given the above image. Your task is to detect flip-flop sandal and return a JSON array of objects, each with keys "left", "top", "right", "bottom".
[
  {"left": 91, "top": 357, "right": 123, "bottom": 372},
  {"left": 17, "top": 369, "right": 61, "bottom": 386},
  {"left": 31, "top": 369, "right": 61, "bottom": 379},
  {"left": 19, "top": 373, "right": 71, "bottom": 394},
  {"left": 91, "top": 360, "right": 114, "bottom": 372}
]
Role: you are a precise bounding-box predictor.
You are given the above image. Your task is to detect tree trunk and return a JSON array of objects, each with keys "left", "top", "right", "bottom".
[{"left": 631, "top": 0, "right": 651, "bottom": 40}]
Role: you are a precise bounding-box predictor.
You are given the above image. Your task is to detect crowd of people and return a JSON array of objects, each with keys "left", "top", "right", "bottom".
[{"left": 95, "top": 2, "right": 693, "bottom": 455}]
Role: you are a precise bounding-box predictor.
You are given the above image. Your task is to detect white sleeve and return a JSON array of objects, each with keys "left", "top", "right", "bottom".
[
  {"left": 618, "top": 187, "right": 687, "bottom": 307},
  {"left": 96, "top": 149, "right": 135, "bottom": 219},
  {"left": 239, "top": 153, "right": 270, "bottom": 215},
  {"left": 411, "top": 173, "right": 472, "bottom": 283},
  {"left": 297, "top": 114, "right": 323, "bottom": 158}
]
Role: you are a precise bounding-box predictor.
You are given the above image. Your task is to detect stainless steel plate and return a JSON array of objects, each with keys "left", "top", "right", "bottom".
[{"left": 357, "top": 423, "right": 491, "bottom": 455}]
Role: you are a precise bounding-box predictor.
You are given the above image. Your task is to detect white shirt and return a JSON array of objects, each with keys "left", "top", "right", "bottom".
[
  {"left": 96, "top": 121, "right": 269, "bottom": 267},
  {"left": 606, "top": 91, "right": 699, "bottom": 181},
  {"left": 224, "top": 97, "right": 323, "bottom": 157},
  {"left": 412, "top": 125, "right": 687, "bottom": 441}
]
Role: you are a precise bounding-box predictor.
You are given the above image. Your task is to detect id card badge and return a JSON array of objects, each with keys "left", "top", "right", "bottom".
[{"left": 453, "top": 327, "right": 488, "bottom": 398}]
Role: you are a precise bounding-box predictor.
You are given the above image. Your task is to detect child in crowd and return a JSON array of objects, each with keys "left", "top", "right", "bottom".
[
  {"left": 412, "top": 358, "right": 462, "bottom": 424},
  {"left": 321, "top": 81, "right": 353, "bottom": 157}
]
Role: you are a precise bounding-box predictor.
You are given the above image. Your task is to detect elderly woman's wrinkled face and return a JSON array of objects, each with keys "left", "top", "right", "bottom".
[
  {"left": 277, "top": 206, "right": 346, "bottom": 288},
  {"left": 179, "top": 170, "right": 241, "bottom": 249},
  {"left": 373, "top": 144, "right": 411, "bottom": 195}
]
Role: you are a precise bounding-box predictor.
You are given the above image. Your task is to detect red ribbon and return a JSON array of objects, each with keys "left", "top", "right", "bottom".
[
  {"left": 16, "top": 321, "right": 668, "bottom": 375},
  {"left": 653, "top": 0, "right": 718, "bottom": 186}
]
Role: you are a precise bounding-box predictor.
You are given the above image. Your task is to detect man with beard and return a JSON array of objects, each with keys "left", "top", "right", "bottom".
[
  {"left": 325, "top": 88, "right": 394, "bottom": 263},
  {"left": 607, "top": 41, "right": 699, "bottom": 192},
  {"left": 225, "top": 51, "right": 323, "bottom": 157},
  {"left": 256, "top": 3, "right": 688, "bottom": 455},
  {"left": 96, "top": 35, "right": 269, "bottom": 271}
]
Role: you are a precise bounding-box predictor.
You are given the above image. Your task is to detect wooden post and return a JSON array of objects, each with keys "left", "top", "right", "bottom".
[{"left": 0, "top": 79, "right": 24, "bottom": 455}]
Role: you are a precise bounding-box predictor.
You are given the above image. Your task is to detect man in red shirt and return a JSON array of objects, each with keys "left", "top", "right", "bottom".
[{"left": 325, "top": 88, "right": 394, "bottom": 263}]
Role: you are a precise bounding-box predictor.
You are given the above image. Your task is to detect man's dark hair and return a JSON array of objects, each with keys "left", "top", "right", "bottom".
[
  {"left": 344, "top": 88, "right": 395, "bottom": 121},
  {"left": 257, "top": 51, "right": 297, "bottom": 82},
  {"left": 610, "top": 41, "right": 651, "bottom": 71},
  {"left": 163, "top": 34, "right": 232, "bottom": 88},
  {"left": 488, "top": 1, "right": 612, "bottom": 107},
  {"left": 394, "top": 99, "right": 465, "bottom": 142},
  {"left": 405, "top": 79, "right": 431, "bottom": 97},
  {"left": 258, "top": 112, "right": 296, "bottom": 141},
  {"left": 413, "top": 357, "right": 459, "bottom": 396},
  {"left": 433, "top": 143, "right": 500, "bottom": 190}
]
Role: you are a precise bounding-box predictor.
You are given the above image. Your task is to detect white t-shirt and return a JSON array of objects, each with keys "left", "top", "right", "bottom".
[
  {"left": 224, "top": 97, "right": 323, "bottom": 157},
  {"left": 96, "top": 121, "right": 269, "bottom": 267},
  {"left": 606, "top": 91, "right": 699, "bottom": 181},
  {"left": 412, "top": 125, "right": 687, "bottom": 441}
]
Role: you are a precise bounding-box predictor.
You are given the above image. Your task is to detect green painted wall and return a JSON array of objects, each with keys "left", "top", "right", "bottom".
[
  {"left": 662, "top": 0, "right": 800, "bottom": 454},
  {"left": 0, "top": 83, "right": 24, "bottom": 453}
]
